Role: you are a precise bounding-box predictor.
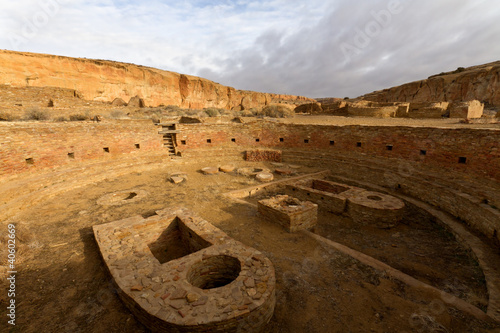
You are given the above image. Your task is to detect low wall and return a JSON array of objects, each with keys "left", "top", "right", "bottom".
[
  {"left": 286, "top": 179, "right": 405, "bottom": 229},
  {"left": 176, "top": 122, "right": 499, "bottom": 181},
  {"left": 347, "top": 105, "right": 399, "bottom": 118},
  {"left": 176, "top": 121, "right": 499, "bottom": 244},
  {"left": 93, "top": 208, "right": 276, "bottom": 332},
  {"left": 1, "top": 120, "right": 498, "bottom": 244},
  {"left": 450, "top": 101, "right": 484, "bottom": 119},
  {"left": 0, "top": 120, "right": 162, "bottom": 177}
]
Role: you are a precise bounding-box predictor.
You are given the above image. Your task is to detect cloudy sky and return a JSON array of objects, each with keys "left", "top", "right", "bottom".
[{"left": 1, "top": 0, "right": 500, "bottom": 98}]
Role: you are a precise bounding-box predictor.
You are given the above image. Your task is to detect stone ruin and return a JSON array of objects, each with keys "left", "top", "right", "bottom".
[
  {"left": 286, "top": 179, "right": 405, "bottom": 229},
  {"left": 313, "top": 99, "right": 485, "bottom": 119},
  {"left": 93, "top": 208, "right": 276, "bottom": 332},
  {"left": 258, "top": 195, "right": 318, "bottom": 232},
  {"left": 245, "top": 150, "right": 282, "bottom": 162}
]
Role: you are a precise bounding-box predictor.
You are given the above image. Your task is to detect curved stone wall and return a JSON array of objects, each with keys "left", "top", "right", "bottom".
[
  {"left": 286, "top": 179, "right": 405, "bottom": 229},
  {"left": 0, "top": 120, "right": 162, "bottom": 177},
  {"left": 176, "top": 122, "right": 499, "bottom": 180},
  {"left": 174, "top": 121, "right": 499, "bottom": 244},
  {"left": 93, "top": 208, "right": 276, "bottom": 333},
  {"left": 1, "top": 119, "right": 498, "bottom": 244}
]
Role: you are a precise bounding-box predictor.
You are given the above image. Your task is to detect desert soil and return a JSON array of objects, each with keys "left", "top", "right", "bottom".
[{"left": 1, "top": 160, "right": 499, "bottom": 333}]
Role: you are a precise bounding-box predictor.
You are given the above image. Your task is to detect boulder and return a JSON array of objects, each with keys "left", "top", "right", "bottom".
[
  {"left": 112, "top": 98, "right": 128, "bottom": 107},
  {"left": 294, "top": 103, "right": 322, "bottom": 114},
  {"left": 170, "top": 176, "right": 185, "bottom": 184},
  {"left": 128, "top": 96, "right": 145, "bottom": 108}
]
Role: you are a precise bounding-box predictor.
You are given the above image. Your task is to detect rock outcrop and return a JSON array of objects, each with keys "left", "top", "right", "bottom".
[
  {"left": 0, "top": 50, "right": 313, "bottom": 109},
  {"left": 361, "top": 61, "right": 500, "bottom": 107}
]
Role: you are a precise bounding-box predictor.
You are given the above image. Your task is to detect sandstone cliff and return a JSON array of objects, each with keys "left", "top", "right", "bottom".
[
  {"left": 0, "top": 50, "right": 313, "bottom": 109},
  {"left": 361, "top": 61, "right": 500, "bottom": 107}
]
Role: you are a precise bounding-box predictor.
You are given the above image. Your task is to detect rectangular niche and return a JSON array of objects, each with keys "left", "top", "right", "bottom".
[
  {"left": 26, "top": 158, "right": 35, "bottom": 165},
  {"left": 459, "top": 157, "right": 467, "bottom": 164},
  {"left": 148, "top": 217, "right": 212, "bottom": 264},
  {"left": 68, "top": 152, "right": 75, "bottom": 159},
  {"left": 420, "top": 150, "right": 427, "bottom": 156},
  {"left": 386, "top": 145, "right": 393, "bottom": 151},
  {"left": 103, "top": 147, "right": 110, "bottom": 153},
  {"left": 357, "top": 142, "right": 362, "bottom": 147},
  {"left": 135, "top": 144, "right": 141, "bottom": 149}
]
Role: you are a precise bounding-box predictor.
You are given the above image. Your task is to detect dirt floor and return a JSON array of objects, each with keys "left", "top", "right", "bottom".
[
  {"left": 247, "top": 190, "right": 488, "bottom": 311},
  {"left": 1, "top": 160, "right": 500, "bottom": 332}
]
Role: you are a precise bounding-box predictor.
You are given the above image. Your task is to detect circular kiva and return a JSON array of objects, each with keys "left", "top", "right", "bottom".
[
  {"left": 97, "top": 189, "right": 148, "bottom": 206},
  {"left": 201, "top": 167, "right": 219, "bottom": 175},
  {"left": 256, "top": 172, "right": 274, "bottom": 182}
]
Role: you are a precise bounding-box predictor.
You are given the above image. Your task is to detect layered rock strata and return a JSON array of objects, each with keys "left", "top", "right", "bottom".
[{"left": 0, "top": 50, "right": 313, "bottom": 109}]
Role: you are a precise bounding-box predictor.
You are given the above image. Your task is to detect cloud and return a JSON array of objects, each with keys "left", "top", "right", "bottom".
[{"left": 0, "top": 0, "right": 499, "bottom": 98}]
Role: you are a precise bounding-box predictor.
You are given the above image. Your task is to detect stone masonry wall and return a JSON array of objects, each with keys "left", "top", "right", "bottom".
[
  {"left": 176, "top": 122, "right": 499, "bottom": 181},
  {"left": 0, "top": 120, "right": 162, "bottom": 177}
]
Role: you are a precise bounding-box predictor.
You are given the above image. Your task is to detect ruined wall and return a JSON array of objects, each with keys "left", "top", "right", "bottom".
[
  {"left": 0, "top": 120, "right": 162, "bottom": 177},
  {"left": 1, "top": 120, "right": 498, "bottom": 243},
  {"left": 344, "top": 100, "right": 483, "bottom": 119},
  {"left": 176, "top": 121, "right": 500, "bottom": 244},
  {"left": 347, "top": 104, "right": 400, "bottom": 118},
  {"left": 316, "top": 98, "right": 348, "bottom": 115},
  {"left": 176, "top": 122, "right": 499, "bottom": 180},
  {"left": 449, "top": 100, "right": 485, "bottom": 119},
  {"left": 405, "top": 102, "right": 450, "bottom": 118},
  {"left": 0, "top": 50, "right": 313, "bottom": 109},
  {"left": 324, "top": 100, "right": 482, "bottom": 119}
]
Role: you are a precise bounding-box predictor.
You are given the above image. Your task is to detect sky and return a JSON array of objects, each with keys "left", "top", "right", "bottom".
[{"left": 1, "top": 0, "right": 500, "bottom": 98}]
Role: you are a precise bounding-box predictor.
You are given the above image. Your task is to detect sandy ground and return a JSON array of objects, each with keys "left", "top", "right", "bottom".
[{"left": 1, "top": 160, "right": 499, "bottom": 333}]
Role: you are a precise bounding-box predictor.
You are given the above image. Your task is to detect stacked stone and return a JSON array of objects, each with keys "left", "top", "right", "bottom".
[
  {"left": 93, "top": 208, "right": 276, "bottom": 333},
  {"left": 286, "top": 179, "right": 405, "bottom": 229},
  {"left": 258, "top": 195, "right": 318, "bottom": 233},
  {"left": 245, "top": 150, "right": 282, "bottom": 162}
]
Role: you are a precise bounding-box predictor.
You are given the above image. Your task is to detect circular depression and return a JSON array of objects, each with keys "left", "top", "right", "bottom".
[{"left": 187, "top": 255, "right": 242, "bottom": 290}]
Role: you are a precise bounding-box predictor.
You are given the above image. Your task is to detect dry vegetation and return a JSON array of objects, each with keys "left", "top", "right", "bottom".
[{"left": 0, "top": 103, "right": 299, "bottom": 123}]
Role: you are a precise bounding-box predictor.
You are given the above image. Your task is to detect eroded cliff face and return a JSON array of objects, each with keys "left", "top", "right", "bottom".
[
  {"left": 0, "top": 50, "right": 313, "bottom": 109},
  {"left": 361, "top": 61, "right": 500, "bottom": 107}
]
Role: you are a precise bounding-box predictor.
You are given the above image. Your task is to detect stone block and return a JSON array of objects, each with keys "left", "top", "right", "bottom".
[{"left": 258, "top": 195, "right": 318, "bottom": 232}]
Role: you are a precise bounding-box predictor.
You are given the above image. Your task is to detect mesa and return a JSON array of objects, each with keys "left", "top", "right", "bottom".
[{"left": 0, "top": 50, "right": 499, "bottom": 332}]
